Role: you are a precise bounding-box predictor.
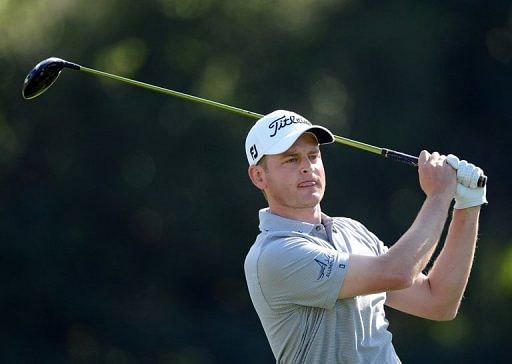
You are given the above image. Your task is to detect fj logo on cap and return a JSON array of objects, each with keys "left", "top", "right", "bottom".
[
  {"left": 250, "top": 144, "right": 258, "bottom": 160},
  {"left": 268, "top": 114, "right": 312, "bottom": 138}
]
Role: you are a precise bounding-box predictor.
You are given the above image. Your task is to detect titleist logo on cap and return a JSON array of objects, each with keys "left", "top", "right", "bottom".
[{"left": 268, "top": 114, "right": 312, "bottom": 137}]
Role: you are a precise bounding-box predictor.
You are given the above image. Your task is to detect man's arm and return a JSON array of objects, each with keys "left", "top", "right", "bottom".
[
  {"left": 338, "top": 195, "right": 452, "bottom": 298},
  {"left": 338, "top": 151, "right": 456, "bottom": 299},
  {"left": 385, "top": 206, "right": 480, "bottom": 321},
  {"left": 385, "top": 155, "right": 486, "bottom": 320}
]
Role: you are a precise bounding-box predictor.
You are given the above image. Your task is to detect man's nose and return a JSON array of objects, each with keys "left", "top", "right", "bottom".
[{"left": 300, "top": 158, "right": 312, "bottom": 174}]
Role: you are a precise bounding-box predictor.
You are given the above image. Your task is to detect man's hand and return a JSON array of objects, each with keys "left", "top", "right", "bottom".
[
  {"left": 418, "top": 151, "right": 457, "bottom": 200},
  {"left": 446, "top": 155, "right": 488, "bottom": 209}
]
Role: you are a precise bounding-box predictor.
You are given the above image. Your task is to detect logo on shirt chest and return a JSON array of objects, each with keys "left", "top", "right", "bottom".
[{"left": 314, "top": 253, "right": 335, "bottom": 280}]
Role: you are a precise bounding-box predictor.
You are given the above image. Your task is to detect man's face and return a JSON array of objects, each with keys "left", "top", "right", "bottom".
[{"left": 255, "top": 133, "right": 326, "bottom": 212}]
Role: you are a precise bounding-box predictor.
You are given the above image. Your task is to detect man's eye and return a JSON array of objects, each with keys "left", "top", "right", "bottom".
[{"left": 285, "top": 158, "right": 297, "bottom": 163}]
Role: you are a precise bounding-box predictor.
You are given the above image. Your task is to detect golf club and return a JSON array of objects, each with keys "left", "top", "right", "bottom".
[{"left": 22, "top": 57, "right": 487, "bottom": 187}]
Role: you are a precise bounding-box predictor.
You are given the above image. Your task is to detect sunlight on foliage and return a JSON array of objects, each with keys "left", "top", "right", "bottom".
[
  {"left": 429, "top": 315, "right": 470, "bottom": 347},
  {"left": 309, "top": 74, "right": 351, "bottom": 131},
  {"left": 94, "top": 38, "right": 147, "bottom": 78},
  {"left": 157, "top": 0, "right": 212, "bottom": 20},
  {"left": 220, "top": 0, "right": 352, "bottom": 35},
  {"left": 498, "top": 243, "right": 512, "bottom": 292},
  {"left": 0, "top": 0, "right": 117, "bottom": 57},
  {"left": 275, "top": 0, "right": 353, "bottom": 34},
  {"left": 0, "top": 0, "right": 71, "bottom": 56},
  {"left": 0, "top": 0, "right": 9, "bottom": 13},
  {"left": 197, "top": 56, "right": 240, "bottom": 102}
]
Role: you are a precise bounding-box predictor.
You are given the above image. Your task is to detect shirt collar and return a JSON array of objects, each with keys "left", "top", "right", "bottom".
[{"left": 258, "top": 208, "right": 333, "bottom": 234}]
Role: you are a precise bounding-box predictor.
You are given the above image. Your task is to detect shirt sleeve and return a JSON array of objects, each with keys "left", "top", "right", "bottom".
[{"left": 258, "top": 237, "right": 349, "bottom": 310}]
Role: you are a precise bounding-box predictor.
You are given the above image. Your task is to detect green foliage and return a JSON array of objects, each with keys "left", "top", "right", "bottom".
[{"left": 1, "top": 0, "right": 511, "bottom": 362}]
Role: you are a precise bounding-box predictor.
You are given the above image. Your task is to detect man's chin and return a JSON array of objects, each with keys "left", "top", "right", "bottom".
[{"left": 298, "top": 193, "right": 323, "bottom": 207}]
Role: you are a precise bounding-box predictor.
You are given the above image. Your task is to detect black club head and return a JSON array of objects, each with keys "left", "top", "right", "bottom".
[{"left": 22, "top": 57, "right": 79, "bottom": 99}]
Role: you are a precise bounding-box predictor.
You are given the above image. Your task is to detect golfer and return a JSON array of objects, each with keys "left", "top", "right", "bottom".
[{"left": 244, "top": 110, "right": 486, "bottom": 363}]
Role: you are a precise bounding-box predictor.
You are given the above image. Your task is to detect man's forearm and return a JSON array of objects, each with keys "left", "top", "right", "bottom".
[
  {"left": 385, "top": 195, "right": 452, "bottom": 282},
  {"left": 425, "top": 207, "right": 480, "bottom": 315}
]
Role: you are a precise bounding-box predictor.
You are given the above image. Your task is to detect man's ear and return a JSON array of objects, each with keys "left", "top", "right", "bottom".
[{"left": 248, "top": 165, "right": 267, "bottom": 190}]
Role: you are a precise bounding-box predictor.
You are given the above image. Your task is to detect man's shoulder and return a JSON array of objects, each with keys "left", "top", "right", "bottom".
[
  {"left": 245, "top": 231, "right": 322, "bottom": 269},
  {"left": 331, "top": 216, "right": 368, "bottom": 230},
  {"left": 248, "top": 231, "right": 314, "bottom": 257},
  {"left": 331, "top": 216, "right": 387, "bottom": 254}
]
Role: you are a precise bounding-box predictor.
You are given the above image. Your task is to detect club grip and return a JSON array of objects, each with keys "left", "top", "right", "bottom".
[{"left": 381, "top": 149, "right": 487, "bottom": 187}]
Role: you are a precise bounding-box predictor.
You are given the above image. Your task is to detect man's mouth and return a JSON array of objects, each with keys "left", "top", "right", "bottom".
[{"left": 298, "top": 181, "right": 318, "bottom": 188}]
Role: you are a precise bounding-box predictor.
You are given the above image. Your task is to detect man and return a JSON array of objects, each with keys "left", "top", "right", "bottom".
[{"left": 244, "top": 110, "right": 487, "bottom": 363}]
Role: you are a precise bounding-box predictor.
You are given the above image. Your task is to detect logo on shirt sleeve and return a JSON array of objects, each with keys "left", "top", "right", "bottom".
[{"left": 314, "top": 253, "right": 335, "bottom": 280}]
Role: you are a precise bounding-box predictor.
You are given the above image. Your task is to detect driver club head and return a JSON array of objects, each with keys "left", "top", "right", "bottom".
[{"left": 22, "top": 57, "right": 80, "bottom": 99}]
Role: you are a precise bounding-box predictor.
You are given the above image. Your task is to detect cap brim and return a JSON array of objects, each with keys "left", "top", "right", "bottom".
[{"left": 308, "top": 126, "right": 335, "bottom": 145}]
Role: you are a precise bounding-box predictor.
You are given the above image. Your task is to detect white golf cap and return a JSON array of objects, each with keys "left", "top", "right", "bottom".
[{"left": 245, "top": 110, "right": 335, "bottom": 165}]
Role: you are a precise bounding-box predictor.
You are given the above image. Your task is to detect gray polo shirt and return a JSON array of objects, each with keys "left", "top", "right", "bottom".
[{"left": 244, "top": 208, "right": 401, "bottom": 363}]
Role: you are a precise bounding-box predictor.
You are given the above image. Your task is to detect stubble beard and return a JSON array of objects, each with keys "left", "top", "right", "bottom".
[{"left": 270, "top": 184, "right": 324, "bottom": 212}]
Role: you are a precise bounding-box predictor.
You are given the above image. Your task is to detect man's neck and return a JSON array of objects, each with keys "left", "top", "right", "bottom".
[{"left": 268, "top": 205, "right": 322, "bottom": 225}]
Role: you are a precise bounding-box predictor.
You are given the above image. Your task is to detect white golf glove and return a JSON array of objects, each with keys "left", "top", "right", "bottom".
[{"left": 446, "top": 154, "right": 487, "bottom": 209}]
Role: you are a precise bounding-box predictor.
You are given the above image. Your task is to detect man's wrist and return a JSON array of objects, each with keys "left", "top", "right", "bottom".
[
  {"left": 424, "top": 193, "right": 454, "bottom": 209},
  {"left": 452, "top": 205, "right": 481, "bottom": 217}
]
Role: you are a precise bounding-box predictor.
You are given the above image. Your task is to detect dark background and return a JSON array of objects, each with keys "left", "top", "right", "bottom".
[{"left": 1, "top": 1, "right": 511, "bottom": 363}]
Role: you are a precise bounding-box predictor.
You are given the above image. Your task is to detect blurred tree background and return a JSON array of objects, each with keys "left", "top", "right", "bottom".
[{"left": 1, "top": 0, "right": 511, "bottom": 363}]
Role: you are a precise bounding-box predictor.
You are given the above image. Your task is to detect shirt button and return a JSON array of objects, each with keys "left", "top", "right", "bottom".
[{"left": 315, "top": 226, "right": 321, "bottom": 231}]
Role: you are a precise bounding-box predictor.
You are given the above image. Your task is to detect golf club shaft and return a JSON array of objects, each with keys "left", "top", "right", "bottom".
[
  {"left": 25, "top": 57, "right": 485, "bottom": 186},
  {"left": 80, "top": 66, "right": 417, "bottom": 165},
  {"left": 81, "top": 66, "right": 262, "bottom": 120}
]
